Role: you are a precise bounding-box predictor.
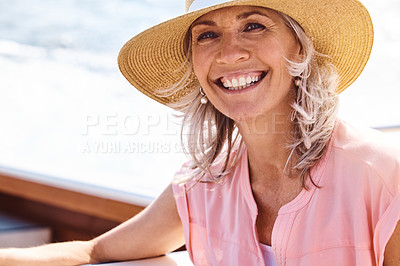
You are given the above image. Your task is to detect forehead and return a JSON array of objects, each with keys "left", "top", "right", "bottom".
[{"left": 194, "top": 5, "right": 282, "bottom": 24}]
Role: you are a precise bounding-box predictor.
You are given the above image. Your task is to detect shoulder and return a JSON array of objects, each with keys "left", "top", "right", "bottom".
[
  {"left": 171, "top": 146, "right": 246, "bottom": 198},
  {"left": 172, "top": 145, "right": 245, "bottom": 184},
  {"left": 330, "top": 120, "right": 400, "bottom": 195},
  {"left": 333, "top": 120, "right": 400, "bottom": 166}
]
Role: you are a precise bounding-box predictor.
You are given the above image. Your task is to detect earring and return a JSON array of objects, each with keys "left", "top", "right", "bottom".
[
  {"left": 294, "top": 77, "right": 301, "bottom": 87},
  {"left": 200, "top": 87, "right": 208, "bottom": 104}
]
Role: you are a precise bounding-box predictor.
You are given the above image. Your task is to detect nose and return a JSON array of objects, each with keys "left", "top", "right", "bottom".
[{"left": 215, "top": 33, "right": 250, "bottom": 65}]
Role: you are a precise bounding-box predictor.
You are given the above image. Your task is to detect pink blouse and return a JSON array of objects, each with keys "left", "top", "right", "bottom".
[{"left": 172, "top": 120, "right": 400, "bottom": 265}]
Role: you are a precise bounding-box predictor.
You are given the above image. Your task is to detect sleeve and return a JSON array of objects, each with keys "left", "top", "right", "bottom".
[
  {"left": 373, "top": 155, "right": 400, "bottom": 265},
  {"left": 373, "top": 192, "right": 400, "bottom": 266},
  {"left": 171, "top": 165, "right": 194, "bottom": 263}
]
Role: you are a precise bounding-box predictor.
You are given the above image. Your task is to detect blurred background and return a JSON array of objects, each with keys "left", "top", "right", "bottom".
[{"left": 0, "top": 0, "right": 399, "bottom": 201}]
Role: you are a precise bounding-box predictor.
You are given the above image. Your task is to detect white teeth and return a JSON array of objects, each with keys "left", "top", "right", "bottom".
[
  {"left": 222, "top": 74, "right": 263, "bottom": 90},
  {"left": 231, "top": 78, "right": 239, "bottom": 87}
]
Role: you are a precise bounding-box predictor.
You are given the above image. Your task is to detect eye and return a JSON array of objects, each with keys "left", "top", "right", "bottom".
[
  {"left": 196, "top": 31, "right": 218, "bottom": 42},
  {"left": 244, "top": 23, "right": 266, "bottom": 32}
]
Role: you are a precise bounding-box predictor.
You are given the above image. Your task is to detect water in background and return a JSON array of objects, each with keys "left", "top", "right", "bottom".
[{"left": 0, "top": 0, "right": 399, "bottom": 200}]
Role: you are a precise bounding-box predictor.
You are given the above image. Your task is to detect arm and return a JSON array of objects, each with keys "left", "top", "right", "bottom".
[
  {"left": 0, "top": 241, "right": 93, "bottom": 266},
  {"left": 90, "top": 183, "right": 185, "bottom": 262},
  {"left": 0, "top": 183, "right": 185, "bottom": 265},
  {"left": 383, "top": 220, "right": 400, "bottom": 266}
]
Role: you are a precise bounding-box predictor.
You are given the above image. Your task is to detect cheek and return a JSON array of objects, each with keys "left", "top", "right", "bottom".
[{"left": 192, "top": 50, "right": 209, "bottom": 84}]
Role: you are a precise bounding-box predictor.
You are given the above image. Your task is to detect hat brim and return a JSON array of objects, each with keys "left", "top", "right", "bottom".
[{"left": 118, "top": 0, "right": 373, "bottom": 109}]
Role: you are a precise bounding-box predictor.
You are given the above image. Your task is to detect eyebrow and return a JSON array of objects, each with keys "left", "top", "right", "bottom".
[
  {"left": 191, "top": 10, "right": 272, "bottom": 29},
  {"left": 237, "top": 11, "right": 271, "bottom": 20}
]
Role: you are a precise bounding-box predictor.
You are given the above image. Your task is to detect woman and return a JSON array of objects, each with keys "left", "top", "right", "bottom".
[{"left": 1, "top": 0, "right": 400, "bottom": 265}]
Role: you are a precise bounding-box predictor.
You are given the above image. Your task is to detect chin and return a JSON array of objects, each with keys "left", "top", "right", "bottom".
[{"left": 221, "top": 107, "right": 263, "bottom": 123}]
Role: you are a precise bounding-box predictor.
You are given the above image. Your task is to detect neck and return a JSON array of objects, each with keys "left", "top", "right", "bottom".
[{"left": 237, "top": 112, "right": 296, "bottom": 184}]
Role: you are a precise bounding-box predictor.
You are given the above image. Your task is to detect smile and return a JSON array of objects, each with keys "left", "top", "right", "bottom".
[{"left": 219, "top": 72, "right": 266, "bottom": 91}]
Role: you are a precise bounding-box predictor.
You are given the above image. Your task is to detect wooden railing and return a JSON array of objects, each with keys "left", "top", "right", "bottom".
[{"left": 0, "top": 170, "right": 145, "bottom": 242}]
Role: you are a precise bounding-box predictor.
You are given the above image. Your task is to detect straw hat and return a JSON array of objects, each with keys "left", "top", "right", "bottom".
[{"left": 118, "top": 0, "right": 374, "bottom": 108}]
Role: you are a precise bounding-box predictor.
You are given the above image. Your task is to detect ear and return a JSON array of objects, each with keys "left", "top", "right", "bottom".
[
  {"left": 291, "top": 34, "right": 305, "bottom": 63},
  {"left": 279, "top": 11, "right": 308, "bottom": 63},
  {"left": 184, "top": 28, "right": 193, "bottom": 60}
]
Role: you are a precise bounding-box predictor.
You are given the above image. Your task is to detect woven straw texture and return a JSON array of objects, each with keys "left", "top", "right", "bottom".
[{"left": 118, "top": 0, "right": 374, "bottom": 108}]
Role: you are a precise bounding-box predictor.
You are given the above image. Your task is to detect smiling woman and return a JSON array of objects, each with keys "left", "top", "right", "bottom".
[
  {"left": 166, "top": 6, "right": 339, "bottom": 188},
  {"left": 1, "top": 0, "right": 400, "bottom": 266},
  {"left": 191, "top": 7, "right": 300, "bottom": 119}
]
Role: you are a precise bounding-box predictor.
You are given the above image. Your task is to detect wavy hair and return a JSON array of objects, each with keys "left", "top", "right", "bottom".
[{"left": 159, "top": 9, "right": 339, "bottom": 188}]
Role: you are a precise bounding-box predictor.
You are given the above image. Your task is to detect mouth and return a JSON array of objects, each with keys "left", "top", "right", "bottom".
[{"left": 217, "top": 71, "right": 267, "bottom": 91}]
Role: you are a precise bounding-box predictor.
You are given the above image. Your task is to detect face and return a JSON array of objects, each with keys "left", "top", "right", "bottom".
[{"left": 191, "top": 6, "right": 301, "bottom": 125}]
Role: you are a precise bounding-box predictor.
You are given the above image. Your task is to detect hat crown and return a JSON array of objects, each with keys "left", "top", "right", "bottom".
[
  {"left": 185, "top": 0, "right": 195, "bottom": 11},
  {"left": 186, "top": 0, "right": 228, "bottom": 12}
]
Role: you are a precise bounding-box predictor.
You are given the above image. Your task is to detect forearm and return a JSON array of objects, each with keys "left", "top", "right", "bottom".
[{"left": 0, "top": 240, "right": 96, "bottom": 266}]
